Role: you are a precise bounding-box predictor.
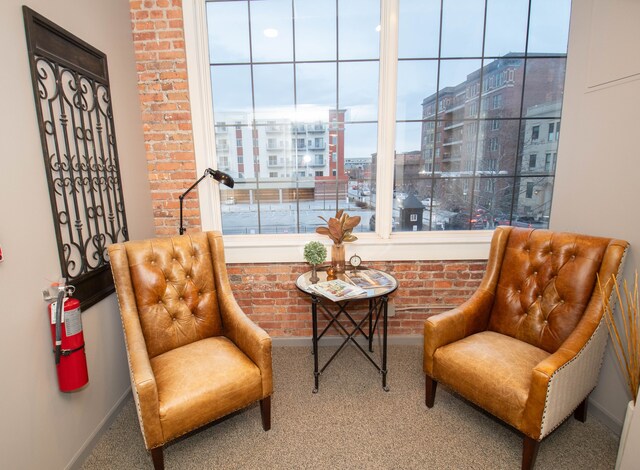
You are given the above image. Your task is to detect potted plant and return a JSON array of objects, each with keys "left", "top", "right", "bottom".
[
  {"left": 315, "top": 209, "right": 361, "bottom": 273},
  {"left": 303, "top": 241, "right": 327, "bottom": 284},
  {"left": 600, "top": 272, "right": 640, "bottom": 468}
]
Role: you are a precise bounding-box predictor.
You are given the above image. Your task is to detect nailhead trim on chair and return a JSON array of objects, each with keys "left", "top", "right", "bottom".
[
  {"left": 112, "top": 279, "right": 156, "bottom": 449},
  {"left": 539, "top": 320, "right": 607, "bottom": 439}
]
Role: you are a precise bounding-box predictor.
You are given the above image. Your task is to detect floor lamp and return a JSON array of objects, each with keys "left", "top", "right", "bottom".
[{"left": 179, "top": 168, "right": 235, "bottom": 235}]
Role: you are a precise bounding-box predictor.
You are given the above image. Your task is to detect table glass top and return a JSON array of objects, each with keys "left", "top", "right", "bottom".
[{"left": 296, "top": 267, "right": 398, "bottom": 300}]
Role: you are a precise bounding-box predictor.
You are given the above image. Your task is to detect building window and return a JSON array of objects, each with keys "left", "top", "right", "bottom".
[
  {"left": 548, "top": 122, "right": 555, "bottom": 141},
  {"left": 531, "top": 125, "right": 540, "bottom": 141},
  {"left": 529, "top": 154, "right": 537, "bottom": 168},
  {"left": 545, "top": 153, "right": 552, "bottom": 171},
  {"left": 468, "top": 101, "right": 478, "bottom": 117},
  {"left": 526, "top": 182, "right": 535, "bottom": 198},
  {"left": 269, "top": 172, "right": 278, "bottom": 178},
  {"left": 492, "top": 94, "right": 503, "bottom": 109},
  {"left": 198, "top": 0, "right": 570, "bottom": 241}
]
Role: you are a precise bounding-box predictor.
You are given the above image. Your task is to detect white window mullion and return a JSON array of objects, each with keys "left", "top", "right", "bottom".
[
  {"left": 183, "top": 0, "right": 222, "bottom": 231},
  {"left": 375, "top": 0, "right": 399, "bottom": 239}
]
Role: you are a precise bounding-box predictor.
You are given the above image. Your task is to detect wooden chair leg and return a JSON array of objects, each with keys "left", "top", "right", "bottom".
[
  {"left": 260, "top": 396, "right": 271, "bottom": 431},
  {"left": 425, "top": 376, "right": 437, "bottom": 408},
  {"left": 150, "top": 446, "right": 164, "bottom": 470},
  {"left": 574, "top": 397, "right": 588, "bottom": 423},
  {"left": 522, "top": 436, "right": 540, "bottom": 470}
]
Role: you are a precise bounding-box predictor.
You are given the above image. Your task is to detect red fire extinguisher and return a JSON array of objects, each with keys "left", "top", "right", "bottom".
[{"left": 48, "top": 285, "right": 89, "bottom": 392}]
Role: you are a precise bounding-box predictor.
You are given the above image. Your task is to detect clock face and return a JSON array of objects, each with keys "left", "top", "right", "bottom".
[{"left": 349, "top": 254, "right": 362, "bottom": 267}]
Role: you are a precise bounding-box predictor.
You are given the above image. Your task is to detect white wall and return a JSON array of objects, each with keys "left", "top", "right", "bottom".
[
  {"left": 552, "top": 0, "right": 640, "bottom": 432},
  {"left": 0, "top": 1, "right": 153, "bottom": 468}
]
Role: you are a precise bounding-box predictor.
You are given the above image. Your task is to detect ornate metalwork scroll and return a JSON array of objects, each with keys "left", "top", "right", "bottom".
[{"left": 24, "top": 7, "right": 128, "bottom": 309}]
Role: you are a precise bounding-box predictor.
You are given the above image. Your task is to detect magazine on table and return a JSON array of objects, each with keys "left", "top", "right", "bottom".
[
  {"left": 346, "top": 270, "right": 394, "bottom": 289},
  {"left": 308, "top": 279, "right": 367, "bottom": 302}
]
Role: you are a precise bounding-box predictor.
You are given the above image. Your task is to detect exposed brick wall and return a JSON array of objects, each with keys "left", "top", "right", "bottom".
[
  {"left": 130, "top": 0, "right": 199, "bottom": 236},
  {"left": 128, "top": 3, "right": 487, "bottom": 337},
  {"left": 229, "top": 260, "right": 486, "bottom": 337}
]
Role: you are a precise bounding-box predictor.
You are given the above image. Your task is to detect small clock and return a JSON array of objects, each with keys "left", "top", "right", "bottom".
[{"left": 349, "top": 254, "right": 362, "bottom": 273}]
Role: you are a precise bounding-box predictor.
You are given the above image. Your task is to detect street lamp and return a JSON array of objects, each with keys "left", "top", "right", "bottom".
[{"left": 178, "top": 168, "right": 235, "bottom": 234}]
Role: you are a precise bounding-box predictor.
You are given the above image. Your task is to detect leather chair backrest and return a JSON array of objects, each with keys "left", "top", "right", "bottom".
[
  {"left": 121, "top": 232, "right": 223, "bottom": 358},
  {"left": 487, "top": 228, "right": 611, "bottom": 353}
]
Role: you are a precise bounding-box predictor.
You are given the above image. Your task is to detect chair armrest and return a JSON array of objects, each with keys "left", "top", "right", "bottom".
[
  {"left": 219, "top": 293, "right": 273, "bottom": 397},
  {"left": 108, "top": 244, "right": 163, "bottom": 449},
  {"left": 423, "top": 289, "right": 494, "bottom": 375},
  {"left": 207, "top": 233, "right": 273, "bottom": 397},
  {"left": 522, "top": 321, "right": 608, "bottom": 440}
]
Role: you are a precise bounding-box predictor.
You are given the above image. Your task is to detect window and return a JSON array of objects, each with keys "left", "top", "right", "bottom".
[
  {"left": 492, "top": 94, "right": 503, "bottom": 109},
  {"left": 191, "top": 0, "right": 570, "bottom": 256},
  {"left": 548, "top": 122, "right": 555, "bottom": 141},
  {"left": 529, "top": 154, "right": 537, "bottom": 169},
  {"left": 269, "top": 171, "right": 278, "bottom": 177},
  {"left": 531, "top": 125, "right": 540, "bottom": 141},
  {"left": 545, "top": 153, "right": 553, "bottom": 171},
  {"left": 526, "top": 182, "right": 535, "bottom": 198},
  {"left": 468, "top": 101, "right": 478, "bottom": 117}
]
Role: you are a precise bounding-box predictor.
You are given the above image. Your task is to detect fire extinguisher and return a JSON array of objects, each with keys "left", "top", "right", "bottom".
[{"left": 48, "top": 284, "right": 89, "bottom": 392}]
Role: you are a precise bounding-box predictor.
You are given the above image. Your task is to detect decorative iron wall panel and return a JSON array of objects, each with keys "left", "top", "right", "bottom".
[{"left": 24, "top": 7, "right": 128, "bottom": 309}]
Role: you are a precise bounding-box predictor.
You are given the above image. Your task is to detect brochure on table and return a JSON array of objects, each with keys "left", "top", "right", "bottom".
[
  {"left": 346, "top": 269, "right": 394, "bottom": 289},
  {"left": 308, "top": 279, "right": 366, "bottom": 302}
]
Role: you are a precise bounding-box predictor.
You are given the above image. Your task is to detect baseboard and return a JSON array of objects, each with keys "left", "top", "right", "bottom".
[
  {"left": 67, "top": 387, "right": 131, "bottom": 470},
  {"left": 272, "top": 334, "right": 422, "bottom": 347},
  {"left": 589, "top": 396, "right": 624, "bottom": 437}
]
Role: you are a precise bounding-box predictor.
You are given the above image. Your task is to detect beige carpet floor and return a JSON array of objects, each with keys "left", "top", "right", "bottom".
[{"left": 82, "top": 345, "right": 618, "bottom": 469}]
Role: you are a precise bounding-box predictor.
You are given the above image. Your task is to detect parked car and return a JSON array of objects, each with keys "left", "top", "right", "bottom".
[
  {"left": 446, "top": 212, "right": 487, "bottom": 230},
  {"left": 513, "top": 216, "right": 547, "bottom": 229}
]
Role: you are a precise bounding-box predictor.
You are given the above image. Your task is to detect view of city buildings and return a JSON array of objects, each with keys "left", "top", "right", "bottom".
[{"left": 207, "top": 1, "right": 569, "bottom": 234}]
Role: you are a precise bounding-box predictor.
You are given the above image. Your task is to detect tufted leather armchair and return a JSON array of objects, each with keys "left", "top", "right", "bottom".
[
  {"left": 423, "top": 227, "right": 628, "bottom": 470},
  {"left": 108, "top": 232, "right": 272, "bottom": 470}
]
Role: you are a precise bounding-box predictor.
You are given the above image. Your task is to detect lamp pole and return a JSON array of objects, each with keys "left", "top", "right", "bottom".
[{"left": 179, "top": 168, "right": 235, "bottom": 234}]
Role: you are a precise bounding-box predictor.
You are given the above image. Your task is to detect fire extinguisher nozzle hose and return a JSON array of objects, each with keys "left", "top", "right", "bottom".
[{"left": 54, "top": 289, "right": 65, "bottom": 365}]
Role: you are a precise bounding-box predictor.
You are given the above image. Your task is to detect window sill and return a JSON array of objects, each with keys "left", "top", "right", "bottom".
[{"left": 222, "top": 230, "right": 493, "bottom": 264}]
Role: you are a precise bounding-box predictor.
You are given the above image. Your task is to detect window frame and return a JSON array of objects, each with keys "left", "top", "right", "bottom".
[{"left": 180, "top": 0, "right": 565, "bottom": 263}]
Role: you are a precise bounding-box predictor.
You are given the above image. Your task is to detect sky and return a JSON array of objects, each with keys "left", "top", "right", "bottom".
[{"left": 205, "top": 0, "right": 571, "bottom": 159}]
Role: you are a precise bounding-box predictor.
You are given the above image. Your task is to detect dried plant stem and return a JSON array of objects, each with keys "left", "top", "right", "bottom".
[{"left": 600, "top": 272, "right": 640, "bottom": 404}]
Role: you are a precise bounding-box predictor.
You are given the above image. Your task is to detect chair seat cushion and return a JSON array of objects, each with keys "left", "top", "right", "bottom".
[
  {"left": 150, "top": 336, "right": 263, "bottom": 442},
  {"left": 433, "top": 331, "right": 549, "bottom": 430}
]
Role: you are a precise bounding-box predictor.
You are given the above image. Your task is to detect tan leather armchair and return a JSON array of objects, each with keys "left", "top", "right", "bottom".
[
  {"left": 108, "top": 231, "right": 272, "bottom": 470},
  {"left": 424, "top": 227, "right": 628, "bottom": 470}
]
